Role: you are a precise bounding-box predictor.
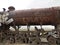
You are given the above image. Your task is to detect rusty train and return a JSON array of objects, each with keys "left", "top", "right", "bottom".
[
  {"left": 0, "top": 6, "right": 60, "bottom": 45},
  {"left": 0, "top": 6, "right": 60, "bottom": 29}
]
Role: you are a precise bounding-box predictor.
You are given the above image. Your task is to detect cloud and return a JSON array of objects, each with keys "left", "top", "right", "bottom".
[
  {"left": 28, "top": 0, "right": 60, "bottom": 8},
  {"left": 0, "top": 0, "right": 60, "bottom": 11}
]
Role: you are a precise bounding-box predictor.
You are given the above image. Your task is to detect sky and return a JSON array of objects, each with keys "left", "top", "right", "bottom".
[{"left": 0, "top": 0, "right": 60, "bottom": 11}]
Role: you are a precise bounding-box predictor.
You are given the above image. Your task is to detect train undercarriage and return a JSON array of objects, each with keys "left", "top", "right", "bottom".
[{"left": 0, "top": 25, "right": 60, "bottom": 45}]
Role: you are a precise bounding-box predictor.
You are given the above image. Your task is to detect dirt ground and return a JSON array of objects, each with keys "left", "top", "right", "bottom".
[{"left": 0, "top": 43, "right": 30, "bottom": 45}]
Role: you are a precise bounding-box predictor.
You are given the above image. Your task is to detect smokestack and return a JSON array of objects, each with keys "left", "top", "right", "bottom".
[{"left": 8, "top": 6, "right": 15, "bottom": 12}]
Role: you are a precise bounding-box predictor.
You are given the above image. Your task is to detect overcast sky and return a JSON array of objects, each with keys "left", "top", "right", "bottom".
[{"left": 0, "top": 0, "right": 60, "bottom": 11}]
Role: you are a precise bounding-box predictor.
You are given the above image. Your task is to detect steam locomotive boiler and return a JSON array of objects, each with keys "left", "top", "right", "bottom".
[
  {"left": 4, "top": 7, "right": 60, "bottom": 25},
  {"left": 10, "top": 8, "right": 59, "bottom": 25}
]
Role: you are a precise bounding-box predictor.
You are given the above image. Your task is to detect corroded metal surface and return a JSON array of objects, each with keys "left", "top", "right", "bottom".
[{"left": 8, "top": 7, "right": 60, "bottom": 26}]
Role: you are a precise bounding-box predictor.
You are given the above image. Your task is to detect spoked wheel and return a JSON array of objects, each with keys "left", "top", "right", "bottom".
[{"left": 47, "top": 35, "right": 57, "bottom": 45}]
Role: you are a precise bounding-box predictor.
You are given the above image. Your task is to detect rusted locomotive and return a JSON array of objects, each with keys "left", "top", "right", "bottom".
[
  {"left": 7, "top": 7, "right": 60, "bottom": 26},
  {"left": 0, "top": 7, "right": 60, "bottom": 25},
  {"left": 0, "top": 7, "right": 60, "bottom": 27}
]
